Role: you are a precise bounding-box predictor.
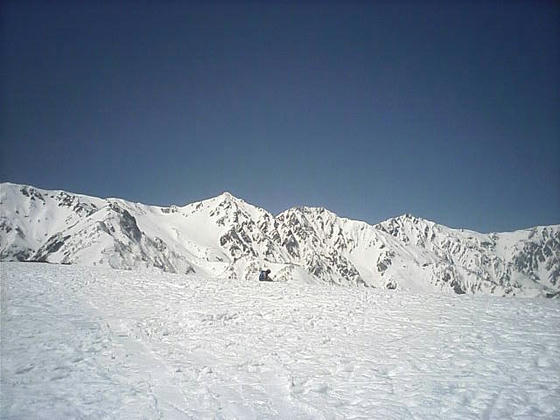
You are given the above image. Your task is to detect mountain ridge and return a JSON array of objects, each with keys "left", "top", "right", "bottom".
[{"left": 1, "top": 182, "right": 558, "bottom": 297}]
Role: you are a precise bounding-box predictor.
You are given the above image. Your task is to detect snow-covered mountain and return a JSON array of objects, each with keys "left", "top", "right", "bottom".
[{"left": 1, "top": 182, "right": 558, "bottom": 296}]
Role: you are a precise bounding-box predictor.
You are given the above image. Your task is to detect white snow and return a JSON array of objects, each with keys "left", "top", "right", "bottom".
[{"left": 2, "top": 262, "right": 559, "bottom": 419}]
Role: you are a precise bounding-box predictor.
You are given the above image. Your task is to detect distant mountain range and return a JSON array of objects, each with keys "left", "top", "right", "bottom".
[{"left": 1, "top": 183, "right": 558, "bottom": 297}]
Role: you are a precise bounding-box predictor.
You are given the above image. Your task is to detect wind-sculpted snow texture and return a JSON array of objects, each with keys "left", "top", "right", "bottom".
[
  {"left": 1, "top": 262, "right": 559, "bottom": 418},
  {"left": 1, "top": 182, "right": 559, "bottom": 296}
]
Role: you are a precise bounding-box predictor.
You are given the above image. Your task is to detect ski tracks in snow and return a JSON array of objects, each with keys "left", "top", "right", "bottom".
[{"left": 1, "top": 262, "right": 560, "bottom": 419}]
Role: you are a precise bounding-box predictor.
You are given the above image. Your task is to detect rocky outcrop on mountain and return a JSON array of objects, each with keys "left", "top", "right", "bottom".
[
  {"left": 1, "top": 182, "right": 559, "bottom": 297},
  {"left": 375, "top": 215, "right": 559, "bottom": 296}
]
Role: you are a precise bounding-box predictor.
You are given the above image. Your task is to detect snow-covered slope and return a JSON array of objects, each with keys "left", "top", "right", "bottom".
[
  {"left": 375, "top": 215, "right": 559, "bottom": 296},
  {"left": 1, "top": 182, "right": 559, "bottom": 296},
  {"left": 2, "top": 262, "right": 559, "bottom": 418}
]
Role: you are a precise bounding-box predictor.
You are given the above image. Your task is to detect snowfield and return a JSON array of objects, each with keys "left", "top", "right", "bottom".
[{"left": 1, "top": 262, "right": 559, "bottom": 419}]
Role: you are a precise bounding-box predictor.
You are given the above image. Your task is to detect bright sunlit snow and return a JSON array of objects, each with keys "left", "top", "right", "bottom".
[{"left": 1, "top": 262, "right": 559, "bottom": 418}]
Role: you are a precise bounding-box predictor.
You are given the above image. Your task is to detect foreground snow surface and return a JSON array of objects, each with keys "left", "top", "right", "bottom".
[{"left": 1, "top": 263, "right": 559, "bottom": 419}]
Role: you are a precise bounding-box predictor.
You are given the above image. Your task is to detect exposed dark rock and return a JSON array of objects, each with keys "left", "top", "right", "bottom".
[
  {"left": 386, "top": 280, "right": 397, "bottom": 289},
  {"left": 450, "top": 279, "right": 466, "bottom": 294},
  {"left": 34, "top": 235, "right": 71, "bottom": 261}
]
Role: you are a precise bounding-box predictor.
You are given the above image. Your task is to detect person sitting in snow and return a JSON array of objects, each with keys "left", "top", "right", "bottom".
[{"left": 259, "top": 269, "right": 272, "bottom": 282}]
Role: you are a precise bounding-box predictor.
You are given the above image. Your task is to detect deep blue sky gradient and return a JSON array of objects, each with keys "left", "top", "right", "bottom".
[{"left": 2, "top": 1, "right": 559, "bottom": 232}]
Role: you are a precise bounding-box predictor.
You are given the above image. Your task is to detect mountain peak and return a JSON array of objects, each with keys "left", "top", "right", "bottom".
[
  {"left": 388, "top": 213, "right": 434, "bottom": 226},
  {"left": 189, "top": 191, "right": 243, "bottom": 209},
  {"left": 218, "top": 191, "right": 236, "bottom": 201},
  {"left": 188, "top": 191, "right": 273, "bottom": 221},
  {"left": 213, "top": 192, "right": 251, "bottom": 209}
]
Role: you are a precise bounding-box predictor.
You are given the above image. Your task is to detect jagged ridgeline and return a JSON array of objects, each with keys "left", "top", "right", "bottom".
[{"left": 1, "top": 183, "right": 558, "bottom": 297}]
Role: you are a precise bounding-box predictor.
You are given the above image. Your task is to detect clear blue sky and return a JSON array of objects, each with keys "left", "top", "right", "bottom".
[{"left": 2, "top": 1, "right": 559, "bottom": 232}]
